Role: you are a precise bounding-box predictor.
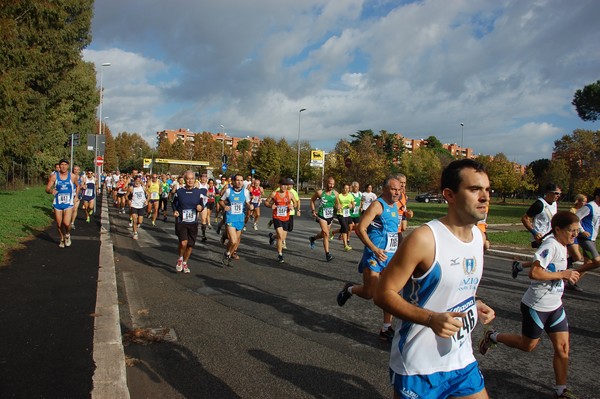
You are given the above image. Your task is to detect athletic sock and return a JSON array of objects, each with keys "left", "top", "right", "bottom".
[
  {"left": 490, "top": 331, "right": 499, "bottom": 343},
  {"left": 348, "top": 286, "right": 353, "bottom": 294},
  {"left": 555, "top": 386, "right": 566, "bottom": 396},
  {"left": 382, "top": 323, "right": 391, "bottom": 330}
]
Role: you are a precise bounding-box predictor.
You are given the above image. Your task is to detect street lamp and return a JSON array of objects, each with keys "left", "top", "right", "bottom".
[
  {"left": 220, "top": 124, "right": 226, "bottom": 158},
  {"left": 296, "top": 108, "right": 306, "bottom": 192},
  {"left": 460, "top": 123, "right": 464, "bottom": 157},
  {"left": 98, "top": 63, "right": 111, "bottom": 135}
]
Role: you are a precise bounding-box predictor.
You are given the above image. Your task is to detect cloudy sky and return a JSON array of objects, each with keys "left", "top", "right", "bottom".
[{"left": 84, "top": 0, "right": 600, "bottom": 165}]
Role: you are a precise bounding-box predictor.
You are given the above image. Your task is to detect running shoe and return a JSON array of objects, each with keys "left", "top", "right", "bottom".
[
  {"left": 152, "top": 221, "right": 156, "bottom": 226},
  {"left": 326, "top": 253, "right": 335, "bottom": 262},
  {"left": 282, "top": 240, "right": 287, "bottom": 249},
  {"left": 231, "top": 252, "right": 240, "bottom": 260},
  {"left": 71, "top": 223, "right": 76, "bottom": 230},
  {"left": 478, "top": 329, "right": 497, "bottom": 355},
  {"left": 253, "top": 223, "right": 258, "bottom": 231},
  {"left": 208, "top": 223, "right": 212, "bottom": 230},
  {"left": 183, "top": 265, "right": 190, "bottom": 273},
  {"left": 86, "top": 215, "right": 90, "bottom": 223},
  {"left": 336, "top": 282, "right": 353, "bottom": 306},
  {"left": 379, "top": 326, "right": 395, "bottom": 342},
  {"left": 277, "top": 254, "right": 285, "bottom": 263},
  {"left": 133, "top": 232, "right": 138, "bottom": 240},
  {"left": 64, "top": 235, "right": 72, "bottom": 247},
  {"left": 511, "top": 260, "right": 521, "bottom": 279},
  {"left": 555, "top": 389, "right": 580, "bottom": 399},
  {"left": 269, "top": 233, "right": 276, "bottom": 246},
  {"left": 222, "top": 251, "right": 231, "bottom": 267},
  {"left": 176, "top": 258, "right": 183, "bottom": 272},
  {"left": 128, "top": 220, "right": 133, "bottom": 227},
  {"left": 344, "top": 245, "right": 352, "bottom": 251},
  {"left": 201, "top": 235, "right": 208, "bottom": 242},
  {"left": 329, "top": 231, "right": 334, "bottom": 241},
  {"left": 309, "top": 236, "right": 316, "bottom": 249},
  {"left": 59, "top": 239, "right": 65, "bottom": 248}
]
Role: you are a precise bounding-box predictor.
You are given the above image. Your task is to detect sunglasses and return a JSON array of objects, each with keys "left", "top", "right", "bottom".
[{"left": 553, "top": 192, "right": 561, "bottom": 195}]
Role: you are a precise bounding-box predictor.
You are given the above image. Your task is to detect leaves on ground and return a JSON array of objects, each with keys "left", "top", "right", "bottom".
[{"left": 122, "top": 327, "right": 169, "bottom": 346}]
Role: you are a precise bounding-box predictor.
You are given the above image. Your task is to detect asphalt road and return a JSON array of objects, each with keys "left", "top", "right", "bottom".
[{"left": 108, "top": 202, "right": 600, "bottom": 399}]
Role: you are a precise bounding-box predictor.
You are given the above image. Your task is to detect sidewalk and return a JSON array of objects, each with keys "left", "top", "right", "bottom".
[{"left": 0, "top": 196, "right": 111, "bottom": 398}]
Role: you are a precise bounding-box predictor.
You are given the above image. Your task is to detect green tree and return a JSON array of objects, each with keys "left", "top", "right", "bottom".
[
  {"left": 572, "top": 80, "right": 600, "bottom": 122},
  {"left": 481, "top": 153, "right": 520, "bottom": 202},
  {"left": 399, "top": 148, "right": 442, "bottom": 193},
  {"left": 252, "top": 137, "right": 282, "bottom": 187},
  {"left": 553, "top": 129, "right": 600, "bottom": 197}
]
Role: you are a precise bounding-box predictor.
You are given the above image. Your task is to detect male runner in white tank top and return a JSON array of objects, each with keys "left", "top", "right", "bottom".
[{"left": 374, "top": 159, "right": 496, "bottom": 399}]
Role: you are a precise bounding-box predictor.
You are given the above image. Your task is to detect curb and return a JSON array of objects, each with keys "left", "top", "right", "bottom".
[{"left": 92, "top": 194, "right": 130, "bottom": 398}]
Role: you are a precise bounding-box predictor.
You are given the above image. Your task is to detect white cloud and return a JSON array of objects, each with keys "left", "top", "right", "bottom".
[{"left": 86, "top": 0, "right": 600, "bottom": 164}]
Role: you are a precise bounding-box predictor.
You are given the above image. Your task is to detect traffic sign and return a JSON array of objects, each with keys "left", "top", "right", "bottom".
[
  {"left": 95, "top": 156, "right": 104, "bottom": 166},
  {"left": 221, "top": 163, "right": 228, "bottom": 172}
]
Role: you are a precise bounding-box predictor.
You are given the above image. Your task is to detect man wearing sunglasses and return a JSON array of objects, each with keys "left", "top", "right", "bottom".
[{"left": 512, "top": 183, "right": 561, "bottom": 278}]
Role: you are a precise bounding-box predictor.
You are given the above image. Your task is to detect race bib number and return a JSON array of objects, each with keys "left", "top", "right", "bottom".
[
  {"left": 252, "top": 195, "right": 260, "bottom": 203},
  {"left": 182, "top": 209, "right": 196, "bottom": 222},
  {"left": 150, "top": 192, "right": 159, "bottom": 200},
  {"left": 450, "top": 298, "right": 477, "bottom": 347},
  {"left": 57, "top": 194, "right": 70, "bottom": 204},
  {"left": 323, "top": 207, "right": 334, "bottom": 218},
  {"left": 353, "top": 206, "right": 360, "bottom": 215},
  {"left": 385, "top": 232, "right": 398, "bottom": 252},
  {"left": 84, "top": 189, "right": 93, "bottom": 197},
  {"left": 342, "top": 208, "right": 350, "bottom": 217},
  {"left": 276, "top": 205, "right": 288, "bottom": 217},
  {"left": 135, "top": 191, "right": 144, "bottom": 200},
  {"left": 231, "top": 202, "right": 243, "bottom": 215}
]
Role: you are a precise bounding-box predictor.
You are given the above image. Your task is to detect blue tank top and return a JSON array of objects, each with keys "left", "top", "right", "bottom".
[
  {"left": 224, "top": 188, "right": 247, "bottom": 224},
  {"left": 365, "top": 197, "right": 400, "bottom": 254},
  {"left": 54, "top": 172, "right": 75, "bottom": 209}
]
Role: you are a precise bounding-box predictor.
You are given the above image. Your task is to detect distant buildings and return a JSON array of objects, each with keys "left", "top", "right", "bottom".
[{"left": 156, "top": 128, "right": 261, "bottom": 154}]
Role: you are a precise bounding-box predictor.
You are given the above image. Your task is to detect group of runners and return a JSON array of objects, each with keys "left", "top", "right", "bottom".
[{"left": 47, "top": 156, "right": 600, "bottom": 399}]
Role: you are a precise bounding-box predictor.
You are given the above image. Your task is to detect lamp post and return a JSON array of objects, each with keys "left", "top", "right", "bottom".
[
  {"left": 220, "top": 124, "right": 227, "bottom": 158},
  {"left": 460, "top": 123, "right": 464, "bottom": 157},
  {"left": 296, "top": 108, "right": 306, "bottom": 192},
  {"left": 98, "top": 63, "right": 111, "bottom": 135}
]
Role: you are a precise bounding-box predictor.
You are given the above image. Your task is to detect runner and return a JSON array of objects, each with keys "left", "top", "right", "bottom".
[
  {"left": 45, "top": 159, "right": 79, "bottom": 247},
  {"left": 115, "top": 175, "right": 127, "bottom": 213},
  {"left": 205, "top": 178, "right": 217, "bottom": 228},
  {"left": 373, "top": 159, "right": 495, "bottom": 399},
  {"left": 334, "top": 183, "right": 355, "bottom": 251},
  {"left": 361, "top": 183, "right": 377, "bottom": 214},
  {"left": 172, "top": 170, "right": 205, "bottom": 273},
  {"left": 479, "top": 211, "right": 581, "bottom": 399},
  {"left": 265, "top": 178, "right": 298, "bottom": 263},
  {"left": 146, "top": 173, "right": 161, "bottom": 226},
  {"left": 219, "top": 174, "right": 254, "bottom": 266},
  {"left": 336, "top": 175, "right": 402, "bottom": 341},
  {"left": 127, "top": 175, "right": 148, "bottom": 240},
  {"left": 69, "top": 165, "right": 82, "bottom": 230},
  {"left": 245, "top": 178, "right": 264, "bottom": 231},
  {"left": 308, "top": 177, "right": 339, "bottom": 262},
  {"left": 159, "top": 173, "right": 170, "bottom": 222},
  {"left": 573, "top": 188, "right": 600, "bottom": 281},
  {"left": 284, "top": 178, "right": 301, "bottom": 249},
  {"left": 395, "top": 174, "right": 413, "bottom": 239},
  {"left": 197, "top": 172, "right": 210, "bottom": 241},
  {"left": 347, "top": 181, "right": 362, "bottom": 243},
  {"left": 80, "top": 169, "right": 97, "bottom": 223}
]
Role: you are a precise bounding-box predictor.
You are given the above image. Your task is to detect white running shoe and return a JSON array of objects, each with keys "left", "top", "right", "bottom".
[
  {"left": 64, "top": 235, "right": 72, "bottom": 247},
  {"left": 59, "top": 239, "right": 65, "bottom": 248},
  {"left": 176, "top": 258, "right": 183, "bottom": 272}
]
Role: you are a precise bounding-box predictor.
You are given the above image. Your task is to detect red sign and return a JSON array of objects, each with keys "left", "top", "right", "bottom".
[{"left": 95, "top": 156, "right": 104, "bottom": 166}]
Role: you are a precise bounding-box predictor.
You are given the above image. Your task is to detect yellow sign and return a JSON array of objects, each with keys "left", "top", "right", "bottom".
[
  {"left": 143, "top": 158, "right": 152, "bottom": 169},
  {"left": 153, "top": 158, "right": 209, "bottom": 166},
  {"left": 311, "top": 150, "right": 324, "bottom": 161}
]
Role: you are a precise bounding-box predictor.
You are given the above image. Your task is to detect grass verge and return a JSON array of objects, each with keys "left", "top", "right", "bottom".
[{"left": 0, "top": 186, "right": 53, "bottom": 265}]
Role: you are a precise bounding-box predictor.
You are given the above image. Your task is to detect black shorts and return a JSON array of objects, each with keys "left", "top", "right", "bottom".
[
  {"left": 337, "top": 215, "right": 351, "bottom": 233},
  {"left": 351, "top": 216, "right": 360, "bottom": 225},
  {"left": 521, "top": 302, "right": 569, "bottom": 339},
  {"left": 205, "top": 201, "right": 215, "bottom": 211},
  {"left": 273, "top": 218, "right": 292, "bottom": 232},
  {"left": 131, "top": 207, "right": 146, "bottom": 216},
  {"left": 315, "top": 215, "right": 333, "bottom": 226},
  {"left": 176, "top": 222, "right": 199, "bottom": 247}
]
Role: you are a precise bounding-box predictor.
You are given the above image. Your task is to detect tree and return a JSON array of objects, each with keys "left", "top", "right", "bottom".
[
  {"left": 251, "top": 137, "right": 282, "bottom": 187},
  {"left": 572, "top": 80, "right": 600, "bottom": 122},
  {"left": 479, "top": 153, "right": 520, "bottom": 202},
  {"left": 553, "top": 129, "right": 600, "bottom": 197},
  {"left": 399, "top": 148, "right": 442, "bottom": 193}
]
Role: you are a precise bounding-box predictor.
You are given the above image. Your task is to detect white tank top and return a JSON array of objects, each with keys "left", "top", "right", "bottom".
[
  {"left": 390, "top": 219, "right": 483, "bottom": 376},
  {"left": 532, "top": 198, "right": 557, "bottom": 241},
  {"left": 131, "top": 185, "right": 146, "bottom": 209}
]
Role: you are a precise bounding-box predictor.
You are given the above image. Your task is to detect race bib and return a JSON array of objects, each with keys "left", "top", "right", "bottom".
[
  {"left": 252, "top": 195, "right": 260, "bottom": 203},
  {"left": 135, "top": 191, "right": 144, "bottom": 200},
  {"left": 353, "top": 206, "right": 360, "bottom": 215},
  {"left": 150, "top": 192, "right": 159, "bottom": 200},
  {"left": 385, "top": 232, "right": 398, "bottom": 252},
  {"left": 84, "top": 189, "right": 93, "bottom": 197},
  {"left": 182, "top": 209, "right": 196, "bottom": 222},
  {"left": 57, "top": 194, "right": 70, "bottom": 204},
  {"left": 323, "top": 207, "right": 334, "bottom": 218},
  {"left": 450, "top": 298, "right": 477, "bottom": 348},
  {"left": 231, "top": 202, "right": 243, "bottom": 215},
  {"left": 342, "top": 208, "right": 350, "bottom": 217},
  {"left": 276, "top": 205, "right": 288, "bottom": 217}
]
